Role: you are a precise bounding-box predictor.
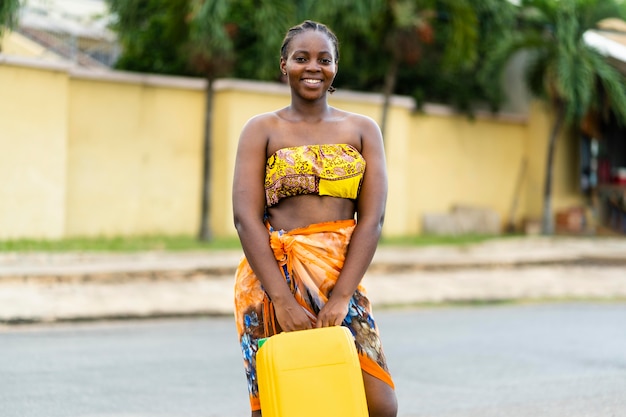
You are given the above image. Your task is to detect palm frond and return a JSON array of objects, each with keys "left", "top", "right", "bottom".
[
  {"left": 525, "top": 49, "right": 551, "bottom": 98},
  {"left": 577, "top": 0, "right": 623, "bottom": 32},
  {"left": 441, "top": 0, "right": 479, "bottom": 70},
  {"left": 189, "top": 0, "right": 232, "bottom": 54},
  {"left": 250, "top": 1, "right": 296, "bottom": 78},
  {"left": 589, "top": 50, "right": 626, "bottom": 125},
  {"left": 572, "top": 48, "right": 597, "bottom": 120}
]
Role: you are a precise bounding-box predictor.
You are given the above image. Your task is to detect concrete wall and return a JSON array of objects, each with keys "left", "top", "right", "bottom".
[
  {"left": 0, "top": 55, "right": 206, "bottom": 239},
  {"left": 407, "top": 105, "right": 529, "bottom": 234},
  {"left": 0, "top": 55, "right": 585, "bottom": 240},
  {"left": 0, "top": 59, "right": 68, "bottom": 239},
  {"left": 65, "top": 70, "right": 205, "bottom": 237}
]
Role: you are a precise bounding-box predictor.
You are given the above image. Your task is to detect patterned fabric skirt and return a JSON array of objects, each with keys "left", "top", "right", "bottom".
[{"left": 233, "top": 219, "right": 394, "bottom": 412}]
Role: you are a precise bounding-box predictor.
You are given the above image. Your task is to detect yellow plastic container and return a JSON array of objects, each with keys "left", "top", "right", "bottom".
[{"left": 257, "top": 326, "right": 368, "bottom": 417}]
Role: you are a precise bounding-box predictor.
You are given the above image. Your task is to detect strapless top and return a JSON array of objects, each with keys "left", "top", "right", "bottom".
[{"left": 264, "top": 143, "right": 366, "bottom": 207}]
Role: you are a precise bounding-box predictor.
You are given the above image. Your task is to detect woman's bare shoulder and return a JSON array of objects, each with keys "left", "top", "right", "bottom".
[
  {"left": 339, "top": 111, "right": 382, "bottom": 142},
  {"left": 332, "top": 109, "right": 379, "bottom": 130},
  {"left": 238, "top": 112, "right": 284, "bottom": 152},
  {"left": 242, "top": 111, "right": 282, "bottom": 131}
]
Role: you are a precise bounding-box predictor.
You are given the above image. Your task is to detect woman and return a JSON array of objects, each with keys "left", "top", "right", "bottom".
[{"left": 232, "top": 20, "right": 398, "bottom": 417}]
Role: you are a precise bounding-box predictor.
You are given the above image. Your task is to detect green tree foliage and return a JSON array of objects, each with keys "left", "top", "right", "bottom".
[
  {"left": 0, "top": 0, "right": 20, "bottom": 51},
  {"left": 483, "top": 0, "right": 626, "bottom": 234},
  {"left": 107, "top": 0, "right": 192, "bottom": 75},
  {"left": 406, "top": 0, "right": 518, "bottom": 113},
  {"left": 105, "top": 0, "right": 517, "bottom": 114}
]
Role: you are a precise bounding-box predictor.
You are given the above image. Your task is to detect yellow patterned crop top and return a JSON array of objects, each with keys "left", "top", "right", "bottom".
[{"left": 265, "top": 143, "right": 366, "bottom": 207}]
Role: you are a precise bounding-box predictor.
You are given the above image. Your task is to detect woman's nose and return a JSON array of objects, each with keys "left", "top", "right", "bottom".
[{"left": 305, "top": 61, "right": 321, "bottom": 71}]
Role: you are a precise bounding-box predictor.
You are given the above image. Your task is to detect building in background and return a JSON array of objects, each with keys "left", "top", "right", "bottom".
[
  {"left": 13, "top": 0, "right": 118, "bottom": 68},
  {"left": 579, "top": 19, "right": 626, "bottom": 234}
]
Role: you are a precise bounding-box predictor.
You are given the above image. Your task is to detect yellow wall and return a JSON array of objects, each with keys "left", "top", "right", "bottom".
[
  {"left": 210, "top": 81, "right": 293, "bottom": 237},
  {"left": 407, "top": 107, "right": 529, "bottom": 234},
  {"left": 0, "top": 56, "right": 206, "bottom": 239},
  {"left": 66, "top": 74, "right": 205, "bottom": 236},
  {"left": 0, "top": 56, "right": 584, "bottom": 240},
  {"left": 0, "top": 62, "right": 68, "bottom": 239}
]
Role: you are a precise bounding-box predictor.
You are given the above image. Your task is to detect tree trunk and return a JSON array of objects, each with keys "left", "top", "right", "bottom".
[
  {"left": 541, "top": 103, "right": 565, "bottom": 235},
  {"left": 380, "top": 56, "right": 399, "bottom": 140},
  {"left": 198, "top": 77, "right": 214, "bottom": 241}
]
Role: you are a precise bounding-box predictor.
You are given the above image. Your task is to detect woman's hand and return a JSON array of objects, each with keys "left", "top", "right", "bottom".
[
  {"left": 315, "top": 296, "right": 349, "bottom": 328},
  {"left": 274, "top": 299, "right": 313, "bottom": 332}
]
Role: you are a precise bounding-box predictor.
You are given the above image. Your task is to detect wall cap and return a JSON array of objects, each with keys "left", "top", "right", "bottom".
[
  {"left": 422, "top": 103, "right": 528, "bottom": 124},
  {"left": 213, "top": 78, "right": 415, "bottom": 108},
  {"left": 0, "top": 53, "right": 69, "bottom": 72},
  {"left": 0, "top": 54, "right": 207, "bottom": 90},
  {"left": 0, "top": 59, "right": 528, "bottom": 121},
  {"left": 214, "top": 78, "right": 528, "bottom": 123},
  {"left": 70, "top": 67, "right": 207, "bottom": 90}
]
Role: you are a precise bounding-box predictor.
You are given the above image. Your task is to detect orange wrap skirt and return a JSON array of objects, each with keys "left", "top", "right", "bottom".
[{"left": 234, "top": 219, "right": 394, "bottom": 412}]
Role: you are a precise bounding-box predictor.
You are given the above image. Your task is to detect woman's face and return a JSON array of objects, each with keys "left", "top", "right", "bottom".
[{"left": 281, "top": 30, "right": 337, "bottom": 100}]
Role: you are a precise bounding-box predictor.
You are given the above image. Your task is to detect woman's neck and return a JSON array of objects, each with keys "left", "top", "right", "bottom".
[{"left": 286, "top": 98, "right": 331, "bottom": 123}]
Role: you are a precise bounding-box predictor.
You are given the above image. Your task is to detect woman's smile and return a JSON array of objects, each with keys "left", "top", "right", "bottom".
[{"left": 302, "top": 78, "right": 323, "bottom": 86}]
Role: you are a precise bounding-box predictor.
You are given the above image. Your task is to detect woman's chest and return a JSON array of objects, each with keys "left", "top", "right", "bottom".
[{"left": 266, "top": 121, "right": 361, "bottom": 157}]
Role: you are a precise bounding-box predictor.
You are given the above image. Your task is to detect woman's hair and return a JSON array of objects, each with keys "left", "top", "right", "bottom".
[{"left": 280, "top": 20, "right": 339, "bottom": 63}]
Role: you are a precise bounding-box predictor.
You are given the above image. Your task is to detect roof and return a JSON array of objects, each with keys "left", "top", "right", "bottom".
[
  {"left": 585, "top": 18, "right": 626, "bottom": 73},
  {"left": 18, "top": 0, "right": 115, "bottom": 41},
  {"left": 13, "top": 0, "right": 117, "bottom": 68}
]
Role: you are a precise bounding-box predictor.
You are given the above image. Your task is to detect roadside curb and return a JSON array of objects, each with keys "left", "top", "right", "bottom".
[{"left": 2, "top": 236, "right": 626, "bottom": 325}]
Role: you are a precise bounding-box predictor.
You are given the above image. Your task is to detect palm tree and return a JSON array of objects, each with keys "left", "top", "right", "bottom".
[
  {"left": 377, "top": 0, "right": 438, "bottom": 138},
  {"left": 186, "top": 0, "right": 235, "bottom": 242},
  {"left": 0, "top": 0, "right": 20, "bottom": 52},
  {"left": 484, "top": 0, "right": 626, "bottom": 234},
  {"left": 189, "top": 0, "right": 294, "bottom": 241}
]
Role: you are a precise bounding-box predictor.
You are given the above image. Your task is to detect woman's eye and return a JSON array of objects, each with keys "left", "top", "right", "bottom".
[
  {"left": 295, "top": 57, "right": 306, "bottom": 62},
  {"left": 320, "top": 58, "right": 332, "bottom": 64}
]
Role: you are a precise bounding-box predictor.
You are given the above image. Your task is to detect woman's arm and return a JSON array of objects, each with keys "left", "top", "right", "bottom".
[
  {"left": 232, "top": 116, "right": 313, "bottom": 332},
  {"left": 316, "top": 115, "right": 388, "bottom": 328}
]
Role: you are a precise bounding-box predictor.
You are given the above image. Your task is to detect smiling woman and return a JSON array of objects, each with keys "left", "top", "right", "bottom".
[{"left": 231, "top": 20, "right": 398, "bottom": 417}]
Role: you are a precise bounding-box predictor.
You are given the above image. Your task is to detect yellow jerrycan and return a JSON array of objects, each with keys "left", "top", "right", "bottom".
[{"left": 257, "top": 325, "right": 368, "bottom": 417}]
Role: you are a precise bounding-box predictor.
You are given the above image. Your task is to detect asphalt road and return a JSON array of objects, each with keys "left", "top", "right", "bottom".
[{"left": 2, "top": 303, "right": 626, "bottom": 417}]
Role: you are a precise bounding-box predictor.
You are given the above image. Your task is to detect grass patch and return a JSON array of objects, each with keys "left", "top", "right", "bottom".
[
  {"left": 0, "top": 235, "right": 242, "bottom": 252},
  {"left": 1, "top": 233, "right": 514, "bottom": 253},
  {"left": 379, "top": 234, "right": 504, "bottom": 247}
]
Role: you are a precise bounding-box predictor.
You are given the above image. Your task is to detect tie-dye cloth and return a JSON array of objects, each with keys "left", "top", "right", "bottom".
[{"left": 234, "top": 219, "right": 394, "bottom": 412}]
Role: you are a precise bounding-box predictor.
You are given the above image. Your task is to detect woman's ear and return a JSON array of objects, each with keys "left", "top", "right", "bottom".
[{"left": 280, "top": 58, "right": 287, "bottom": 75}]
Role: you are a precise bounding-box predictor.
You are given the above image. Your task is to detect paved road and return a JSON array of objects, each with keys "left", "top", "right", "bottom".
[{"left": 2, "top": 303, "right": 626, "bottom": 417}]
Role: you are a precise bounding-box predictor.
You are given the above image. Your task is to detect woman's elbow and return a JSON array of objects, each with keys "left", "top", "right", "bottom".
[
  {"left": 232, "top": 208, "right": 263, "bottom": 236},
  {"left": 357, "top": 211, "right": 385, "bottom": 233},
  {"left": 232, "top": 211, "right": 248, "bottom": 236},
  {"left": 377, "top": 211, "right": 385, "bottom": 229}
]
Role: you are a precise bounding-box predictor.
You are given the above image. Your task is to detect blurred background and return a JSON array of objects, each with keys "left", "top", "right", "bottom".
[{"left": 1, "top": 0, "right": 626, "bottom": 245}]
